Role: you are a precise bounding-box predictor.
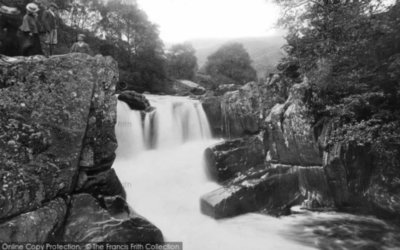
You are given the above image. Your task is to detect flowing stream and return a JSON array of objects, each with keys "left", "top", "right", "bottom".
[{"left": 113, "top": 95, "right": 400, "bottom": 250}]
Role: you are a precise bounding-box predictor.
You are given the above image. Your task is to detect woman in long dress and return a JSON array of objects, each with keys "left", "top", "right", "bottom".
[{"left": 19, "top": 3, "right": 43, "bottom": 56}]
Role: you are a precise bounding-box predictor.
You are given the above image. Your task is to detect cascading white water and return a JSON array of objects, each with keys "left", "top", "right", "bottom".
[
  {"left": 113, "top": 95, "right": 399, "bottom": 250},
  {"left": 116, "top": 95, "right": 212, "bottom": 154}
]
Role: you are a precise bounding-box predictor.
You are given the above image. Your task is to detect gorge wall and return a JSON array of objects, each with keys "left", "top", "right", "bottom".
[
  {"left": 201, "top": 75, "right": 400, "bottom": 221},
  {"left": 0, "top": 54, "right": 162, "bottom": 242}
]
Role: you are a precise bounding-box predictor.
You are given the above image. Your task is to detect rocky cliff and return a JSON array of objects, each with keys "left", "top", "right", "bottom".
[
  {"left": 0, "top": 54, "right": 162, "bottom": 242},
  {"left": 201, "top": 76, "right": 400, "bottom": 221}
]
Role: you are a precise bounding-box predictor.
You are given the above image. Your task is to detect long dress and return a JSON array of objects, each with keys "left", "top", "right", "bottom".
[{"left": 19, "top": 13, "right": 43, "bottom": 56}]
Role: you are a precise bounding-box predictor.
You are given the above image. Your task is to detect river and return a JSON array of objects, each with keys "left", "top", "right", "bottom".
[{"left": 113, "top": 95, "right": 400, "bottom": 250}]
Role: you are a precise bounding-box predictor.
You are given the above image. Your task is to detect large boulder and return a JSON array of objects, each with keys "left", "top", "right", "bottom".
[
  {"left": 264, "top": 82, "right": 322, "bottom": 166},
  {"left": 220, "top": 82, "right": 263, "bottom": 137},
  {"left": 62, "top": 194, "right": 163, "bottom": 243},
  {"left": 204, "top": 135, "right": 265, "bottom": 183},
  {"left": 201, "top": 166, "right": 302, "bottom": 218},
  {"left": 173, "top": 79, "right": 206, "bottom": 96},
  {"left": 117, "top": 90, "right": 151, "bottom": 111},
  {"left": 0, "top": 198, "right": 67, "bottom": 242},
  {"left": 201, "top": 163, "right": 335, "bottom": 219},
  {"left": 0, "top": 54, "right": 118, "bottom": 219},
  {"left": 216, "top": 79, "right": 287, "bottom": 138}
]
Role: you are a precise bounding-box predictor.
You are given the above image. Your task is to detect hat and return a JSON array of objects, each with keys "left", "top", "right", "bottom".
[
  {"left": 78, "top": 34, "right": 86, "bottom": 38},
  {"left": 26, "top": 3, "right": 39, "bottom": 13},
  {"left": 49, "top": 3, "right": 59, "bottom": 9}
]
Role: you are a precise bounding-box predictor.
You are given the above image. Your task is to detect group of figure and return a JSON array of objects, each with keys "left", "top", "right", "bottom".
[
  {"left": 0, "top": 1, "right": 91, "bottom": 57},
  {"left": 19, "top": 2, "right": 58, "bottom": 56}
]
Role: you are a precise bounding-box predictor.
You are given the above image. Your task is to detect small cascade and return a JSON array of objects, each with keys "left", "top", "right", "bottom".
[
  {"left": 115, "top": 95, "right": 212, "bottom": 158},
  {"left": 115, "top": 101, "right": 145, "bottom": 158}
]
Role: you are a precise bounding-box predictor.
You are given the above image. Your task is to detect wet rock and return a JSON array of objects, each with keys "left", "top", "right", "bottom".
[
  {"left": 201, "top": 96, "right": 223, "bottom": 137},
  {"left": 204, "top": 135, "right": 265, "bottom": 183},
  {"left": 173, "top": 79, "right": 206, "bottom": 96},
  {"left": 80, "top": 55, "right": 118, "bottom": 172},
  {"left": 62, "top": 194, "right": 163, "bottom": 243},
  {"left": 0, "top": 53, "right": 118, "bottom": 219},
  {"left": 201, "top": 166, "right": 302, "bottom": 219},
  {"left": 220, "top": 82, "right": 262, "bottom": 137},
  {"left": 220, "top": 80, "right": 286, "bottom": 138},
  {"left": 118, "top": 90, "right": 151, "bottom": 111},
  {"left": 0, "top": 198, "right": 67, "bottom": 242},
  {"left": 100, "top": 195, "right": 131, "bottom": 219},
  {"left": 79, "top": 168, "right": 126, "bottom": 198},
  {"left": 264, "top": 82, "right": 322, "bottom": 166},
  {"left": 298, "top": 166, "right": 335, "bottom": 209},
  {"left": 214, "top": 84, "right": 240, "bottom": 95}
]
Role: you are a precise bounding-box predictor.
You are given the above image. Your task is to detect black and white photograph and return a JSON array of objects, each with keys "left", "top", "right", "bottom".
[{"left": 1, "top": 0, "right": 400, "bottom": 249}]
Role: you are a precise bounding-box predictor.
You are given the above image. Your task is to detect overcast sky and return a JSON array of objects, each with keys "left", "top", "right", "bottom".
[{"left": 136, "top": 0, "right": 281, "bottom": 43}]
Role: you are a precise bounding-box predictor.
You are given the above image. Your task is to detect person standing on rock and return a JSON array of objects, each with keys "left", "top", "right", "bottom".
[
  {"left": 19, "top": 3, "right": 43, "bottom": 56},
  {"left": 70, "top": 34, "right": 92, "bottom": 55},
  {"left": 42, "top": 2, "right": 59, "bottom": 56}
]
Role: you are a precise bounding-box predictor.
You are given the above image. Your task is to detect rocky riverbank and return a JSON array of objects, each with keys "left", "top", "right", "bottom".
[
  {"left": 201, "top": 75, "right": 400, "bottom": 222},
  {"left": 0, "top": 54, "right": 162, "bottom": 243}
]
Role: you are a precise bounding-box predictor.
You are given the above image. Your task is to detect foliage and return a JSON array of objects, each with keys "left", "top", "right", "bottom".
[
  {"left": 166, "top": 43, "right": 198, "bottom": 80},
  {"left": 274, "top": 0, "right": 400, "bottom": 164},
  {"left": 204, "top": 42, "right": 257, "bottom": 85},
  {"left": 64, "top": 0, "right": 168, "bottom": 92},
  {"left": 0, "top": 0, "right": 168, "bottom": 92}
]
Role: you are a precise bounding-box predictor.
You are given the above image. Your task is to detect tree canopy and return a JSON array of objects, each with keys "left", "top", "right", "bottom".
[
  {"left": 166, "top": 43, "right": 198, "bottom": 80},
  {"left": 204, "top": 42, "right": 257, "bottom": 85},
  {"left": 274, "top": 0, "right": 400, "bottom": 164}
]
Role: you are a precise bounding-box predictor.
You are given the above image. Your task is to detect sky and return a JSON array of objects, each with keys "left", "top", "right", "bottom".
[{"left": 135, "top": 0, "right": 281, "bottom": 43}]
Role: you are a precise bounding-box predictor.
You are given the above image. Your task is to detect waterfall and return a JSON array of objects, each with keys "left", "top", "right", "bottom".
[
  {"left": 113, "top": 95, "right": 398, "bottom": 250},
  {"left": 116, "top": 95, "right": 212, "bottom": 158}
]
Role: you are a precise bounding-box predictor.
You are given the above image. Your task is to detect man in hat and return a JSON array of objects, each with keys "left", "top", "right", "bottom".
[
  {"left": 70, "top": 34, "right": 92, "bottom": 55},
  {"left": 19, "top": 3, "right": 43, "bottom": 56},
  {"left": 42, "top": 2, "right": 59, "bottom": 55}
]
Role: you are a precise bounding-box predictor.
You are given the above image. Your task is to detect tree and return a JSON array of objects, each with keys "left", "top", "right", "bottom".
[
  {"left": 274, "top": 0, "right": 400, "bottom": 164},
  {"left": 204, "top": 42, "right": 257, "bottom": 85},
  {"left": 166, "top": 43, "right": 198, "bottom": 80},
  {"left": 60, "top": 0, "right": 168, "bottom": 92}
]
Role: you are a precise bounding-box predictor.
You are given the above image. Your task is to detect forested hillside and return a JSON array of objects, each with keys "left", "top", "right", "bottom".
[{"left": 185, "top": 36, "right": 285, "bottom": 78}]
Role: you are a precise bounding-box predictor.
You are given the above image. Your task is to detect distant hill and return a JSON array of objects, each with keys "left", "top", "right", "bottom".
[{"left": 167, "top": 36, "right": 286, "bottom": 79}]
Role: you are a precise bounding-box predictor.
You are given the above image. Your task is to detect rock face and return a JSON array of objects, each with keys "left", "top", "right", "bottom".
[
  {"left": 201, "top": 78, "right": 337, "bottom": 219},
  {"left": 62, "top": 194, "right": 163, "bottom": 243},
  {"left": 0, "top": 198, "right": 67, "bottom": 242},
  {"left": 202, "top": 74, "right": 400, "bottom": 220},
  {"left": 79, "top": 168, "right": 126, "bottom": 198},
  {"left": 118, "top": 90, "right": 151, "bottom": 111},
  {"left": 0, "top": 54, "right": 117, "bottom": 219},
  {"left": 0, "top": 54, "right": 162, "bottom": 243},
  {"left": 202, "top": 77, "right": 288, "bottom": 138},
  {"left": 220, "top": 82, "right": 263, "bottom": 137},
  {"left": 201, "top": 95, "right": 223, "bottom": 137},
  {"left": 264, "top": 83, "right": 321, "bottom": 166},
  {"left": 204, "top": 135, "right": 265, "bottom": 183}
]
